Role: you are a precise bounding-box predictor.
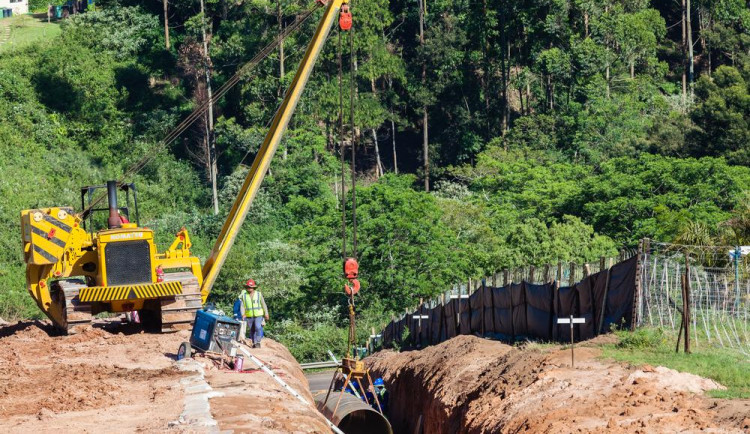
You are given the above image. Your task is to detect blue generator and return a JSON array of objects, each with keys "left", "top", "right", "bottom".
[{"left": 185, "top": 310, "right": 241, "bottom": 355}]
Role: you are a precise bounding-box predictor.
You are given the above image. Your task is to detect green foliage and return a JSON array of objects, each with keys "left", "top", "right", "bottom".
[
  {"left": 688, "top": 66, "right": 750, "bottom": 165},
  {"left": 614, "top": 327, "right": 667, "bottom": 349},
  {"left": 1, "top": 0, "right": 749, "bottom": 365}
]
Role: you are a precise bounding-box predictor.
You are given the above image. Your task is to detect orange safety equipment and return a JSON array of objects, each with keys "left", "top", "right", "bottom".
[
  {"left": 344, "top": 279, "right": 360, "bottom": 296},
  {"left": 339, "top": 4, "right": 352, "bottom": 31},
  {"left": 344, "top": 257, "right": 358, "bottom": 279},
  {"left": 245, "top": 279, "right": 257, "bottom": 288}
]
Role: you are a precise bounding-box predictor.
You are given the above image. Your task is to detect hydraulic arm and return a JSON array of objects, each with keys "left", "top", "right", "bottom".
[{"left": 199, "top": 0, "right": 349, "bottom": 301}]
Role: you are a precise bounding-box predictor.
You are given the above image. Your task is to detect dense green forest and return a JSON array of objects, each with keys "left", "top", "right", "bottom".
[{"left": 0, "top": 0, "right": 748, "bottom": 360}]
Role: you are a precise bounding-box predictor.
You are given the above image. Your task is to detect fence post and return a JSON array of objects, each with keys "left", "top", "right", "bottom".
[
  {"left": 684, "top": 253, "right": 691, "bottom": 354},
  {"left": 481, "top": 278, "right": 485, "bottom": 337},
  {"left": 569, "top": 262, "right": 576, "bottom": 287},
  {"left": 583, "top": 263, "right": 590, "bottom": 278},
  {"left": 503, "top": 269, "right": 509, "bottom": 286},
  {"left": 632, "top": 238, "right": 644, "bottom": 330},
  {"left": 598, "top": 266, "right": 612, "bottom": 335},
  {"left": 492, "top": 273, "right": 497, "bottom": 287},
  {"left": 544, "top": 264, "right": 550, "bottom": 282},
  {"left": 529, "top": 266, "right": 535, "bottom": 283},
  {"left": 600, "top": 256, "right": 606, "bottom": 273},
  {"left": 557, "top": 261, "right": 563, "bottom": 286}
]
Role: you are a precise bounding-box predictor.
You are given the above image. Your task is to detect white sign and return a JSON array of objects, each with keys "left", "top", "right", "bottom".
[
  {"left": 557, "top": 317, "right": 586, "bottom": 324},
  {"left": 728, "top": 246, "right": 750, "bottom": 260},
  {"left": 449, "top": 294, "right": 469, "bottom": 299},
  {"left": 412, "top": 315, "right": 429, "bottom": 319}
]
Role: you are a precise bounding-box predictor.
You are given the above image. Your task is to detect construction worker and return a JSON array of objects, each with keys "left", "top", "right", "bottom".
[
  {"left": 238, "top": 279, "right": 269, "bottom": 348},
  {"left": 118, "top": 210, "right": 130, "bottom": 224},
  {"left": 372, "top": 378, "right": 388, "bottom": 412}
]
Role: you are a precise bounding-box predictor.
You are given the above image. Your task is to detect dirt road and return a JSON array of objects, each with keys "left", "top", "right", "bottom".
[
  {"left": 0, "top": 320, "right": 330, "bottom": 433},
  {"left": 368, "top": 335, "right": 750, "bottom": 434}
]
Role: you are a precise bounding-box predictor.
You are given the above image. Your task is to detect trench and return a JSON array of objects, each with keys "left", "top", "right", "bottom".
[{"left": 365, "top": 336, "right": 549, "bottom": 434}]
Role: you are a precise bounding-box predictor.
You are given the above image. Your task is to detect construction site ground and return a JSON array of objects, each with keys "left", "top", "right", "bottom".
[
  {"left": 3, "top": 320, "right": 749, "bottom": 433},
  {"left": 0, "top": 320, "right": 330, "bottom": 433},
  {"left": 367, "top": 335, "right": 750, "bottom": 434}
]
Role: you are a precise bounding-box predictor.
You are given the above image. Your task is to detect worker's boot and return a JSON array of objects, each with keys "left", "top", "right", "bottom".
[{"left": 253, "top": 342, "right": 261, "bottom": 348}]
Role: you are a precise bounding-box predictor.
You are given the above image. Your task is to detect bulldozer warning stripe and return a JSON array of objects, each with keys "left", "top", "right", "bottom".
[
  {"left": 78, "top": 281, "right": 183, "bottom": 303},
  {"left": 32, "top": 245, "right": 58, "bottom": 263}
]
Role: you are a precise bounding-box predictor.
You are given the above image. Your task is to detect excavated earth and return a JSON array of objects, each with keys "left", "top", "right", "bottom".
[
  {"left": 0, "top": 320, "right": 331, "bottom": 433},
  {"left": 368, "top": 335, "right": 750, "bottom": 434}
]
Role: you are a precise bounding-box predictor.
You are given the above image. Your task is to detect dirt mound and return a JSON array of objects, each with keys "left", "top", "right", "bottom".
[
  {"left": 368, "top": 335, "right": 746, "bottom": 433},
  {"left": 0, "top": 320, "right": 188, "bottom": 432},
  {"left": 0, "top": 320, "right": 331, "bottom": 433}
]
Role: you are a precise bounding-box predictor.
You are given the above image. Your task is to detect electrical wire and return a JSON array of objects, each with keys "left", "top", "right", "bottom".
[{"left": 79, "top": 3, "right": 322, "bottom": 218}]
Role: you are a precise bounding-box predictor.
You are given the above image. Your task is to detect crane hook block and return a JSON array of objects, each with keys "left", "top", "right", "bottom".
[
  {"left": 345, "top": 279, "right": 360, "bottom": 296},
  {"left": 339, "top": 4, "right": 352, "bottom": 31},
  {"left": 344, "top": 257, "right": 359, "bottom": 279}
]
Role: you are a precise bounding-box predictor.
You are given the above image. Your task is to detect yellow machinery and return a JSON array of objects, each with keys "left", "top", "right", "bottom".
[{"left": 20, "top": 0, "right": 349, "bottom": 333}]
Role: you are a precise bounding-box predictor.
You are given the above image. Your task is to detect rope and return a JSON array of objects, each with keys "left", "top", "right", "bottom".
[
  {"left": 348, "top": 6, "right": 357, "bottom": 258},
  {"left": 79, "top": 3, "right": 322, "bottom": 219},
  {"left": 338, "top": 28, "right": 347, "bottom": 261}
]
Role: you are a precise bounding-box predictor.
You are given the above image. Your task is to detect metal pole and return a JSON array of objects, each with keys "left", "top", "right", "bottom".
[
  {"left": 735, "top": 246, "right": 741, "bottom": 310},
  {"left": 570, "top": 314, "right": 575, "bottom": 368}
]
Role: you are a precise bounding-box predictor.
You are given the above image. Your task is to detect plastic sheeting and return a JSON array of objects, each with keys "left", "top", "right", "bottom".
[
  {"left": 459, "top": 299, "right": 471, "bottom": 335},
  {"left": 554, "top": 285, "right": 576, "bottom": 341},
  {"left": 511, "top": 283, "right": 527, "bottom": 338},
  {"left": 525, "top": 283, "right": 554, "bottom": 340},
  {"left": 430, "top": 305, "right": 442, "bottom": 344},
  {"left": 469, "top": 289, "right": 483, "bottom": 334},
  {"left": 602, "top": 256, "right": 637, "bottom": 331},
  {"left": 380, "top": 256, "right": 638, "bottom": 348},
  {"left": 575, "top": 276, "right": 596, "bottom": 340},
  {"left": 482, "top": 287, "right": 494, "bottom": 334},
  {"left": 492, "top": 285, "right": 513, "bottom": 337},
  {"left": 444, "top": 300, "right": 458, "bottom": 339}
]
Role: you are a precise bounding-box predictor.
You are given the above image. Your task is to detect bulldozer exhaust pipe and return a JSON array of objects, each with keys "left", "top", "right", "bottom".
[{"left": 107, "top": 180, "right": 121, "bottom": 229}]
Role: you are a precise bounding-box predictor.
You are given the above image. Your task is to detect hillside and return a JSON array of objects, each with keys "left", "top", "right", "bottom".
[{"left": 0, "top": 0, "right": 748, "bottom": 362}]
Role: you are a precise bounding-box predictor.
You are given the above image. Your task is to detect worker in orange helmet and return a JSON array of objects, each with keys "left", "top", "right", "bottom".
[{"left": 239, "top": 279, "right": 269, "bottom": 348}]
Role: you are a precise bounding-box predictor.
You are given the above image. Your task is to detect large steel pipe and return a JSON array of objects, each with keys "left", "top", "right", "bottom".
[{"left": 313, "top": 391, "right": 392, "bottom": 434}]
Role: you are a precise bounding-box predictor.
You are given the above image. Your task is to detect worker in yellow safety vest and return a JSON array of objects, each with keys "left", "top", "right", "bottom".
[{"left": 239, "top": 279, "right": 269, "bottom": 348}]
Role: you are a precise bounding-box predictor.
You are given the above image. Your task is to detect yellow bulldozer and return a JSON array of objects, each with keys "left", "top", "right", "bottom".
[
  {"left": 21, "top": 182, "right": 204, "bottom": 332},
  {"left": 20, "top": 0, "right": 350, "bottom": 333}
]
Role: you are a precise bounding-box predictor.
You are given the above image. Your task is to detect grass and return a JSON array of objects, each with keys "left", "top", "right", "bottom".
[
  {"left": 600, "top": 327, "right": 750, "bottom": 399},
  {"left": 0, "top": 15, "right": 60, "bottom": 53}
]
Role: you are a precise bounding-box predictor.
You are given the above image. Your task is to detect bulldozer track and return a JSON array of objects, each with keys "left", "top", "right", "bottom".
[
  {"left": 159, "top": 271, "right": 202, "bottom": 332},
  {"left": 53, "top": 272, "right": 201, "bottom": 334},
  {"left": 53, "top": 279, "right": 94, "bottom": 334}
]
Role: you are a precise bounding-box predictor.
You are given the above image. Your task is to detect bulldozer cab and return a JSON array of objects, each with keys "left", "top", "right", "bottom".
[{"left": 80, "top": 182, "right": 140, "bottom": 232}]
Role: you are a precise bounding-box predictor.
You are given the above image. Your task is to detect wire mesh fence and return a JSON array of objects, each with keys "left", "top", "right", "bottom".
[{"left": 637, "top": 241, "right": 750, "bottom": 356}]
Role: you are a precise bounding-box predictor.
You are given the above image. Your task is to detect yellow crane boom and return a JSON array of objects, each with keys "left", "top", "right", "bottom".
[
  {"left": 19, "top": 0, "right": 347, "bottom": 332},
  {"left": 200, "top": 0, "right": 348, "bottom": 301}
]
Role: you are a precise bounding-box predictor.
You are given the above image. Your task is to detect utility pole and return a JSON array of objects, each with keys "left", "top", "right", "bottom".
[
  {"left": 163, "top": 0, "right": 170, "bottom": 50},
  {"left": 200, "top": 0, "right": 218, "bottom": 214}
]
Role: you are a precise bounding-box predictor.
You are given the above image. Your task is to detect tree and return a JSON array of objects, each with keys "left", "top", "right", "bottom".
[{"left": 688, "top": 66, "right": 750, "bottom": 165}]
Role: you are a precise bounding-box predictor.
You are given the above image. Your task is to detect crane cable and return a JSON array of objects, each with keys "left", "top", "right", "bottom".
[
  {"left": 78, "top": 2, "right": 323, "bottom": 219},
  {"left": 336, "top": 1, "right": 358, "bottom": 358}
]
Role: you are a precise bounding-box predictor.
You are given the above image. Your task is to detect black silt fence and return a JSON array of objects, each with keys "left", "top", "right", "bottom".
[{"left": 381, "top": 256, "right": 638, "bottom": 348}]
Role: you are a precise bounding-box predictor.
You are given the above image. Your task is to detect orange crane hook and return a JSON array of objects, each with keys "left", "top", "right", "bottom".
[{"left": 339, "top": 3, "right": 352, "bottom": 31}]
